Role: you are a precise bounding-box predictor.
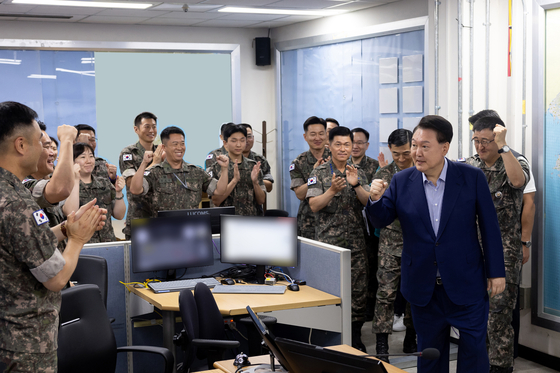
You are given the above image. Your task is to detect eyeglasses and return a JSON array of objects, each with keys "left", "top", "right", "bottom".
[{"left": 471, "top": 138, "right": 494, "bottom": 146}]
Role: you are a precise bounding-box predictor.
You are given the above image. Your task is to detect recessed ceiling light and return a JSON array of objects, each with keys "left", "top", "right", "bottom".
[
  {"left": 28, "top": 74, "right": 57, "bottom": 79},
  {"left": 12, "top": 0, "right": 153, "bottom": 10},
  {"left": 218, "top": 6, "right": 345, "bottom": 17},
  {"left": 0, "top": 58, "right": 22, "bottom": 65},
  {"left": 56, "top": 68, "right": 95, "bottom": 76}
]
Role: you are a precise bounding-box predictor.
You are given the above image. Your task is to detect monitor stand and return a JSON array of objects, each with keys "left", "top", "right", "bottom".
[
  {"left": 255, "top": 265, "right": 265, "bottom": 284},
  {"left": 166, "top": 269, "right": 177, "bottom": 281}
]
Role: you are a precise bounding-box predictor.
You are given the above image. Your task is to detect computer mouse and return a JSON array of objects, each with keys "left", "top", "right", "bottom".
[
  {"left": 287, "top": 283, "right": 299, "bottom": 291},
  {"left": 221, "top": 278, "right": 235, "bottom": 285}
]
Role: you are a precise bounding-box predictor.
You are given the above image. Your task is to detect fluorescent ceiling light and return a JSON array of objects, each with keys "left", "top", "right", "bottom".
[
  {"left": 218, "top": 6, "right": 345, "bottom": 17},
  {"left": 56, "top": 68, "right": 95, "bottom": 76},
  {"left": 81, "top": 57, "right": 95, "bottom": 64},
  {"left": 12, "top": 0, "right": 153, "bottom": 10},
  {"left": 0, "top": 58, "right": 22, "bottom": 65},
  {"left": 28, "top": 74, "right": 56, "bottom": 79}
]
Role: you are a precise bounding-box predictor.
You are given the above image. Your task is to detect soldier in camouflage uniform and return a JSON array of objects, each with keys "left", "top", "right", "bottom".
[
  {"left": 119, "top": 112, "right": 160, "bottom": 239},
  {"left": 307, "top": 126, "right": 371, "bottom": 352},
  {"left": 23, "top": 123, "right": 78, "bottom": 252},
  {"left": 205, "top": 122, "right": 234, "bottom": 170},
  {"left": 465, "top": 117, "right": 529, "bottom": 373},
  {"left": 371, "top": 129, "right": 416, "bottom": 363},
  {"left": 289, "top": 116, "right": 330, "bottom": 238},
  {"left": 210, "top": 125, "right": 266, "bottom": 216},
  {"left": 130, "top": 126, "right": 229, "bottom": 216},
  {"left": 0, "top": 101, "right": 104, "bottom": 373},
  {"left": 75, "top": 124, "right": 118, "bottom": 184},
  {"left": 62, "top": 143, "right": 127, "bottom": 243},
  {"left": 241, "top": 123, "right": 274, "bottom": 192}
]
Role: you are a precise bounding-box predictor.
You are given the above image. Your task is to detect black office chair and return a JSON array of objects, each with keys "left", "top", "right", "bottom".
[
  {"left": 58, "top": 284, "right": 173, "bottom": 373},
  {"left": 70, "top": 255, "right": 108, "bottom": 306},
  {"left": 175, "top": 284, "right": 240, "bottom": 370},
  {"left": 264, "top": 209, "right": 289, "bottom": 217}
]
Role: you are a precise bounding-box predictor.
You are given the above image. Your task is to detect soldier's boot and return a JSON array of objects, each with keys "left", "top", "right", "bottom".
[
  {"left": 402, "top": 326, "right": 417, "bottom": 353},
  {"left": 375, "top": 333, "right": 390, "bottom": 363},
  {"left": 351, "top": 321, "right": 367, "bottom": 353},
  {"left": 489, "top": 365, "right": 514, "bottom": 373}
]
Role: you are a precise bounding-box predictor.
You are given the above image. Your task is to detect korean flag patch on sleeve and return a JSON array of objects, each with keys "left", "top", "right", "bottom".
[
  {"left": 206, "top": 154, "right": 214, "bottom": 160},
  {"left": 289, "top": 164, "right": 295, "bottom": 171},
  {"left": 208, "top": 171, "right": 213, "bottom": 177},
  {"left": 123, "top": 154, "right": 132, "bottom": 161},
  {"left": 307, "top": 176, "right": 317, "bottom": 186},
  {"left": 33, "top": 209, "right": 49, "bottom": 226},
  {"left": 144, "top": 171, "right": 150, "bottom": 176}
]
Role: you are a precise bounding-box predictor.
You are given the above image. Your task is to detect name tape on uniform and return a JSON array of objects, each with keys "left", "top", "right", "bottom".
[{"left": 33, "top": 209, "right": 50, "bottom": 226}]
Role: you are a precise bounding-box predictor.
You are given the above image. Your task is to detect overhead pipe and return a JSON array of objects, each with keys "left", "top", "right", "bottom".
[
  {"left": 435, "top": 1, "right": 441, "bottom": 115},
  {"left": 458, "top": 0, "right": 463, "bottom": 158}
]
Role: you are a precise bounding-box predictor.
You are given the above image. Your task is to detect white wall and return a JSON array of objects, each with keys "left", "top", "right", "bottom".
[{"left": 0, "top": 20, "right": 280, "bottom": 207}]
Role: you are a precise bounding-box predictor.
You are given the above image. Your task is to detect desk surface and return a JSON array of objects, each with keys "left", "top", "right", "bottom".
[
  {"left": 129, "top": 282, "right": 341, "bottom": 316},
  {"left": 212, "top": 345, "right": 407, "bottom": 373}
]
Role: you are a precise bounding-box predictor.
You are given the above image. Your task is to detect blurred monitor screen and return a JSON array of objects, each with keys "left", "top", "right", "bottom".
[
  {"left": 220, "top": 215, "right": 297, "bottom": 267},
  {"left": 131, "top": 215, "right": 213, "bottom": 273},
  {"left": 157, "top": 206, "right": 235, "bottom": 234}
]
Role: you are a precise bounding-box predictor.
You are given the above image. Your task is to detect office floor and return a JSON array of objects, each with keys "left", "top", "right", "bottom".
[{"left": 361, "top": 321, "right": 558, "bottom": 373}]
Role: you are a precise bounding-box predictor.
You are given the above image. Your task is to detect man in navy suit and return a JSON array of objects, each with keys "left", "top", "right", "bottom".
[{"left": 366, "top": 115, "right": 505, "bottom": 373}]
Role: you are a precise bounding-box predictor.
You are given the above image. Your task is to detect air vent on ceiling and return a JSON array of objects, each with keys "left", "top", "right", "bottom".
[{"left": 0, "top": 13, "right": 73, "bottom": 19}]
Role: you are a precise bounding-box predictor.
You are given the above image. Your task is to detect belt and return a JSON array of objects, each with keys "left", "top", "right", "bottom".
[{"left": 436, "top": 277, "right": 443, "bottom": 285}]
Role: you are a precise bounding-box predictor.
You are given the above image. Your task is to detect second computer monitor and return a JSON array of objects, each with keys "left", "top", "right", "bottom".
[
  {"left": 220, "top": 215, "right": 298, "bottom": 282},
  {"left": 158, "top": 206, "right": 235, "bottom": 234}
]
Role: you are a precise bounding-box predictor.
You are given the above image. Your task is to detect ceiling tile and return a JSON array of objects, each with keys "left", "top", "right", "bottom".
[
  {"left": 202, "top": 0, "right": 279, "bottom": 5},
  {"left": 195, "top": 18, "right": 263, "bottom": 27},
  {"left": 158, "top": 11, "right": 225, "bottom": 19},
  {"left": 0, "top": 4, "right": 36, "bottom": 12},
  {"left": 94, "top": 9, "right": 169, "bottom": 17},
  {"left": 79, "top": 15, "right": 150, "bottom": 23},
  {"left": 140, "top": 17, "right": 206, "bottom": 26},
  {"left": 14, "top": 14, "right": 89, "bottom": 21},
  {"left": 218, "top": 13, "right": 288, "bottom": 21},
  {"left": 264, "top": 0, "right": 336, "bottom": 9},
  {"left": 25, "top": 5, "right": 104, "bottom": 15}
]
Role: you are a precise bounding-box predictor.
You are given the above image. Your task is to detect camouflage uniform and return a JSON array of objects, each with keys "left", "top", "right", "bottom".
[
  {"left": 371, "top": 162, "right": 414, "bottom": 333},
  {"left": 141, "top": 159, "right": 217, "bottom": 216},
  {"left": 119, "top": 141, "right": 157, "bottom": 240},
  {"left": 22, "top": 176, "right": 66, "bottom": 252},
  {"left": 307, "top": 160, "right": 370, "bottom": 322},
  {"left": 289, "top": 148, "right": 330, "bottom": 239},
  {"left": 465, "top": 152, "right": 529, "bottom": 369},
  {"left": 93, "top": 156, "right": 112, "bottom": 182},
  {"left": 209, "top": 155, "right": 265, "bottom": 216},
  {"left": 72, "top": 175, "right": 118, "bottom": 243},
  {"left": 0, "top": 167, "right": 63, "bottom": 372},
  {"left": 349, "top": 155, "right": 379, "bottom": 184},
  {"left": 205, "top": 146, "right": 227, "bottom": 170}
]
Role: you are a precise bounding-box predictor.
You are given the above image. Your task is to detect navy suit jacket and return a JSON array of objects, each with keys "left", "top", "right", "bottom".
[{"left": 366, "top": 159, "right": 505, "bottom": 307}]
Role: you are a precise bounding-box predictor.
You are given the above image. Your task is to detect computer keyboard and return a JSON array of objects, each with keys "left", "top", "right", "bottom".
[
  {"left": 148, "top": 278, "right": 221, "bottom": 293},
  {"left": 211, "top": 285, "right": 286, "bottom": 294}
]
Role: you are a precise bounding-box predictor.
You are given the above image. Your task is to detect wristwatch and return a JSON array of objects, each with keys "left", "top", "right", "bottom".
[
  {"left": 351, "top": 183, "right": 360, "bottom": 189},
  {"left": 498, "top": 145, "right": 511, "bottom": 154},
  {"left": 521, "top": 240, "right": 532, "bottom": 248}
]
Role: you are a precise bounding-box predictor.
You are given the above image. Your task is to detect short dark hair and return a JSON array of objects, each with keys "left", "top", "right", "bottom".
[
  {"left": 469, "top": 109, "right": 500, "bottom": 125},
  {"left": 73, "top": 142, "right": 95, "bottom": 161},
  {"left": 472, "top": 116, "right": 505, "bottom": 132},
  {"left": 160, "top": 126, "right": 185, "bottom": 143},
  {"left": 329, "top": 126, "right": 353, "bottom": 142},
  {"left": 240, "top": 123, "right": 252, "bottom": 130},
  {"left": 0, "top": 101, "right": 38, "bottom": 145},
  {"left": 75, "top": 124, "right": 96, "bottom": 136},
  {"left": 223, "top": 124, "right": 247, "bottom": 142},
  {"left": 134, "top": 112, "right": 157, "bottom": 127},
  {"left": 50, "top": 136, "right": 58, "bottom": 148},
  {"left": 352, "top": 127, "right": 369, "bottom": 141},
  {"left": 326, "top": 118, "right": 340, "bottom": 126},
  {"left": 413, "top": 115, "right": 453, "bottom": 144},
  {"left": 303, "top": 116, "right": 327, "bottom": 132},
  {"left": 37, "top": 120, "right": 47, "bottom": 132},
  {"left": 388, "top": 129, "right": 413, "bottom": 147},
  {"left": 221, "top": 122, "right": 234, "bottom": 135}
]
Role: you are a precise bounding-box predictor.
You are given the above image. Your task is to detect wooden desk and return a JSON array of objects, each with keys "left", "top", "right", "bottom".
[
  {"left": 213, "top": 344, "right": 407, "bottom": 373},
  {"left": 128, "top": 284, "right": 341, "bottom": 373}
]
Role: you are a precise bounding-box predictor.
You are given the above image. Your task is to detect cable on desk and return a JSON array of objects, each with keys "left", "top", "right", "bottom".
[{"left": 308, "top": 328, "right": 313, "bottom": 344}]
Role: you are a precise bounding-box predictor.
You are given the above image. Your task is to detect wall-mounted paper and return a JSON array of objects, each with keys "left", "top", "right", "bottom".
[
  {"left": 403, "top": 86, "right": 423, "bottom": 113},
  {"left": 403, "top": 117, "right": 422, "bottom": 132},
  {"left": 379, "top": 57, "right": 398, "bottom": 84},
  {"left": 403, "top": 54, "right": 423, "bottom": 83},
  {"left": 379, "top": 117, "right": 399, "bottom": 143},
  {"left": 379, "top": 146, "right": 392, "bottom": 163},
  {"left": 379, "top": 87, "right": 398, "bottom": 113}
]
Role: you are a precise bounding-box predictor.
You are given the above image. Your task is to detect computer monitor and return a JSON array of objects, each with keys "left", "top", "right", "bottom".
[
  {"left": 131, "top": 215, "right": 214, "bottom": 280},
  {"left": 275, "top": 337, "right": 388, "bottom": 373},
  {"left": 246, "top": 306, "right": 292, "bottom": 372},
  {"left": 220, "top": 215, "right": 298, "bottom": 284},
  {"left": 157, "top": 206, "right": 235, "bottom": 234}
]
